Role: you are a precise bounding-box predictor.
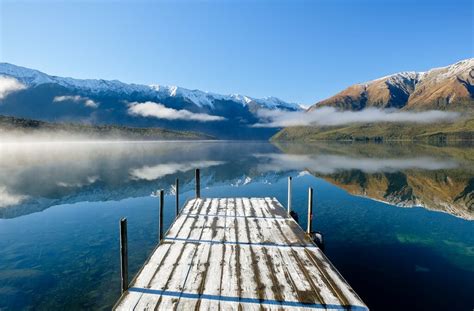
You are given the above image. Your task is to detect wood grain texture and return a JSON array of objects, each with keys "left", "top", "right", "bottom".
[{"left": 114, "top": 198, "right": 368, "bottom": 311}]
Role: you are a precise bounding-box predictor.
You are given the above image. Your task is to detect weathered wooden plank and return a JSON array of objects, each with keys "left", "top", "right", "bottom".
[
  {"left": 187, "top": 210, "right": 210, "bottom": 241},
  {"left": 255, "top": 217, "right": 282, "bottom": 244},
  {"left": 200, "top": 215, "right": 218, "bottom": 241},
  {"left": 168, "top": 199, "right": 202, "bottom": 239},
  {"left": 234, "top": 215, "right": 250, "bottom": 244},
  {"left": 155, "top": 242, "right": 198, "bottom": 309},
  {"left": 264, "top": 246, "right": 300, "bottom": 303},
  {"left": 115, "top": 199, "right": 200, "bottom": 310},
  {"left": 237, "top": 245, "right": 261, "bottom": 310},
  {"left": 251, "top": 198, "right": 270, "bottom": 218},
  {"left": 266, "top": 197, "right": 290, "bottom": 218},
  {"left": 305, "top": 248, "right": 366, "bottom": 308},
  {"left": 279, "top": 247, "right": 325, "bottom": 305},
  {"left": 129, "top": 200, "right": 206, "bottom": 310},
  {"left": 168, "top": 213, "right": 219, "bottom": 309},
  {"left": 208, "top": 197, "right": 219, "bottom": 215},
  {"left": 291, "top": 247, "right": 342, "bottom": 307},
  {"left": 175, "top": 242, "right": 212, "bottom": 309},
  {"left": 243, "top": 197, "right": 261, "bottom": 217},
  {"left": 156, "top": 202, "right": 212, "bottom": 309},
  {"left": 235, "top": 197, "right": 245, "bottom": 217},
  {"left": 219, "top": 244, "right": 241, "bottom": 309},
  {"left": 180, "top": 198, "right": 198, "bottom": 214},
  {"left": 217, "top": 198, "right": 228, "bottom": 216},
  {"left": 226, "top": 198, "right": 236, "bottom": 217},
  {"left": 198, "top": 243, "right": 224, "bottom": 310},
  {"left": 224, "top": 216, "right": 235, "bottom": 243},
  {"left": 130, "top": 241, "right": 188, "bottom": 310},
  {"left": 235, "top": 199, "right": 260, "bottom": 309},
  {"left": 113, "top": 242, "right": 173, "bottom": 310},
  {"left": 115, "top": 197, "right": 368, "bottom": 311}
]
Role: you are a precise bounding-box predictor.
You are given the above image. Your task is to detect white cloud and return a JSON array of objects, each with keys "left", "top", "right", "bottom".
[
  {"left": 53, "top": 95, "right": 99, "bottom": 108},
  {"left": 0, "top": 186, "right": 28, "bottom": 207},
  {"left": 127, "top": 101, "right": 225, "bottom": 122},
  {"left": 56, "top": 175, "right": 100, "bottom": 188},
  {"left": 0, "top": 76, "right": 26, "bottom": 100},
  {"left": 129, "top": 160, "right": 224, "bottom": 181},
  {"left": 253, "top": 107, "right": 460, "bottom": 127}
]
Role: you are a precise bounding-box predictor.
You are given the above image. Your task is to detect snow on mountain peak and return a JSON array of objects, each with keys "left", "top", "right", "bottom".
[
  {"left": 0, "top": 62, "right": 54, "bottom": 85},
  {"left": 423, "top": 58, "right": 474, "bottom": 82},
  {"left": 364, "top": 71, "right": 421, "bottom": 86},
  {"left": 148, "top": 85, "right": 302, "bottom": 110},
  {"left": 0, "top": 62, "right": 302, "bottom": 111},
  {"left": 360, "top": 58, "right": 474, "bottom": 88}
]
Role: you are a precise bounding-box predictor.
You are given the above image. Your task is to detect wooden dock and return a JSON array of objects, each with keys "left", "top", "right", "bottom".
[{"left": 114, "top": 197, "right": 368, "bottom": 310}]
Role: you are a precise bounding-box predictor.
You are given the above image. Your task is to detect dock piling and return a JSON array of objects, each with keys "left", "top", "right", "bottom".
[
  {"left": 119, "top": 218, "right": 128, "bottom": 294},
  {"left": 287, "top": 176, "right": 292, "bottom": 215},
  {"left": 195, "top": 168, "right": 201, "bottom": 198},
  {"left": 175, "top": 178, "right": 179, "bottom": 216},
  {"left": 159, "top": 189, "right": 164, "bottom": 241},
  {"left": 307, "top": 187, "right": 313, "bottom": 234}
]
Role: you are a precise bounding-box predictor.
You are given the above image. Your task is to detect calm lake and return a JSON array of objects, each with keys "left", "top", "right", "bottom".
[{"left": 0, "top": 141, "right": 473, "bottom": 310}]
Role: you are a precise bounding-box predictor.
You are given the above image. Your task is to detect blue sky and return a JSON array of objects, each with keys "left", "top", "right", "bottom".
[{"left": 1, "top": 0, "right": 472, "bottom": 105}]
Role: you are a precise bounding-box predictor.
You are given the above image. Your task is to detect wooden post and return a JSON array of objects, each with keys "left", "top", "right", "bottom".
[
  {"left": 159, "top": 189, "right": 164, "bottom": 241},
  {"left": 307, "top": 187, "right": 313, "bottom": 234},
  {"left": 287, "top": 176, "right": 292, "bottom": 215},
  {"left": 175, "top": 178, "right": 179, "bottom": 217},
  {"left": 195, "top": 168, "right": 201, "bottom": 198},
  {"left": 119, "top": 218, "right": 128, "bottom": 294}
]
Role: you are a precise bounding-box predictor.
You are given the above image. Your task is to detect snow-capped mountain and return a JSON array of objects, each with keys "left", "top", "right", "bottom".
[
  {"left": 0, "top": 62, "right": 301, "bottom": 110},
  {"left": 0, "top": 63, "right": 301, "bottom": 139},
  {"left": 148, "top": 84, "right": 301, "bottom": 110},
  {"left": 309, "top": 58, "right": 474, "bottom": 111},
  {"left": 0, "top": 62, "right": 152, "bottom": 95}
]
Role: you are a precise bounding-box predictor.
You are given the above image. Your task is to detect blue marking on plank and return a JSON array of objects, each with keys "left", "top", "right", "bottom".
[
  {"left": 128, "top": 287, "right": 369, "bottom": 310},
  {"left": 163, "top": 237, "right": 317, "bottom": 248},
  {"left": 181, "top": 213, "right": 286, "bottom": 219}
]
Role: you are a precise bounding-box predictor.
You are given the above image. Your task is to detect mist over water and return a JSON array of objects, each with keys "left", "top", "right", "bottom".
[
  {"left": 0, "top": 140, "right": 473, "bottom": 310},
  {"left": 254, "top": 107, "right": 461, "bottom": 127}
]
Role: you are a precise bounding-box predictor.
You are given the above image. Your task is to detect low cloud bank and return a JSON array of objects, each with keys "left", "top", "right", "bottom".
[
  {"left": 254, "top": 107, "right": 460, "bottom": 127},
  {"left": 54, "top": 95, "right": 99, "bottom": 108},
  {"left": 128, "top": 101, "right": 225, "bottom": 122},
  {"left": 0, "top": 76, "right": 26, "bottom": 100},
  {"left": 256, "top": 153, "right": 458, "bottom": 174}
]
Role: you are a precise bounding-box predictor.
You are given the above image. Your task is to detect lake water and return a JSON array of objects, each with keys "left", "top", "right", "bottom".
[{"left": 0, "top": 141, "right": 472, "bottom": 310}]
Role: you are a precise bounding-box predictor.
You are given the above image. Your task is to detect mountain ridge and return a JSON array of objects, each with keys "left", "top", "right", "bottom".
[
  {"left": 0, "top": 62, "right": 301, "bottom": 139},
  {"left": 0, "top": 62, "right": 301, "bottom": 111},
  {"left": 309, "top": 58, "right": 474, "bottom": 112},
  {"left": 274, "top": 59, "right": 474, "bottom": 142}
]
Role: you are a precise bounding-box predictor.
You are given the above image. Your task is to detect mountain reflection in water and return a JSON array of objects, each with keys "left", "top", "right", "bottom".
[
  {"left": 0, "top": 141, "right": 472, "bottom": 220},
  {"left": 0, "top": 140, "right": 473, "bottom": 311},
  {"left": 272, "top": 142, "right": 473, "bottom": 220}
]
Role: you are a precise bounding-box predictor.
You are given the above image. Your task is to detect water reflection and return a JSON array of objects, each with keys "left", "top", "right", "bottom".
[
  {"left": 0, "top": 141, "right": 473, "bottom": 310},
  {"left": 274, "top": 142, "right": 473, "bottom": 220},
  {"left": 255, "top": 153, "right": 459, "bottom": 173},
  {"left": 0, "top": 141, "right": 274, "bottom": 218},
  {"left": 1, "top": 141, "right": 471, "bottom": 219}
]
